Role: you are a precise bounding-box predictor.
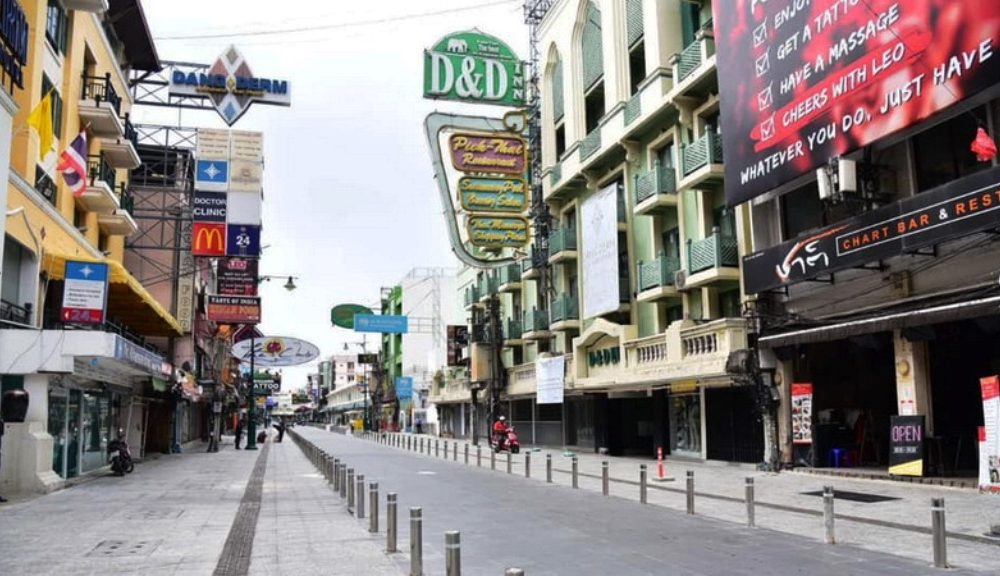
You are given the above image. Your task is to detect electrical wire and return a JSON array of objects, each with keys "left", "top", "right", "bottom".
[{"left": 155, "top": 0, "right": 520, "bottom": 41}]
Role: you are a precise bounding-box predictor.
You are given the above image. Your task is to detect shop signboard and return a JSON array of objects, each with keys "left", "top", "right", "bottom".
[
  {"left": 230, "top": 130, "right": 264, "bottom": 162},
  {"left": 449, "top": 132, "right": 526, "bottom": 175},
  {"left": 206, "top": 295, "right": 261, "bottom": 324},
  {"left": 232, "top": 336, "right": 320, "bottom": 367},
  {"left": 888, "top": 415, "right": 924, "bottom": 476},
  {"left": 218, "top": 257, "right": 258, "bottom": 296},
  {"left": 195, "top": 159, "right": 229, "bottom": 192},
  {"left": 743, "top": 166, "right": 1000, "bottom": 294},
  {"left": 466, "top": 215, "right": 529, "bottom": 249},
  {"left": 229, "top": 160, "right": 263, "bottom": 193},
  {"left": 227, "top": 191, "right": 262, "bottom": 225},
  {"left": 192, "top": 222, "right": 226, "bottom": 256},
  {"left": 581, "top": 183, "right": 619, "bottom": 318},
  {"left": 114, "top": 336, "right": 163, "bottom": 375},
  {"left": 791, "top": 383, "right": 813, "bottom": 445},
  {"left": 357, "top": 353, "right": 379, "bottom": 365},
  {"left": 354, "top": 314, "right": 408, "bottom": 334},
  {"left": 169, "top": 46, "right": 290, "bottom": 126},
  {"left": 423, "top": 30, "right": 524, "bottom": 107},
  {"left": 712, "top": 0, "right": 1000, "bottom": 206},
  {"left": 196, "top": 128, "right": 230, "bottom": 158},
  {"left": 981, "top": 376, "right": 1000, "bottom": 493},
  {"left": 536, "top": 355, "right": 565, "bottom": 405},
  {"left": 395, "top": 376, "right": 413, "bottom": 400},
  {"left": 232, "top": 323, "right": 264, "bottom": 343},
  {"left": 458, "top": 176, "right": 527, "bottom": 213},
  {"left": 176, "top": 220, "right": 195, "bottom": 332},
  {"left": 61, "top": 261, "right": 108, "bottom": 324},
  {"left": 226, "top": 224, "right": 261, "bottom": 257},
  {"left": 0, "top": 0, "right": 28, "bottom": 90},
  {"left": 192, "top": 191, "right": 227, "bottom": 222}
]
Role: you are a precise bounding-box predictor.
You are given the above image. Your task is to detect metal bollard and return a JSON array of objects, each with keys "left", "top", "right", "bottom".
[
  {"left": 546, "top": 454, "right": 552, "bottom": 483},
  {"left": 369, "top": 482, "right": 379, "bottom": 533},
  {"left": 443, "top": 440, "right": 448, "bottom": 459},
  {"left": 347, "top": 468, "right": 355, "bottom": 512},
  {"left": 333, "top": 459, "right": 341, "bottom": 491},
  {"left": 340, "top": 465, "right": 347, "bottom": 498},
  {"left": 745, "top": 477, "right": 755, "bottom": 527},
  {"left": 445, "top": 531, "right": 461, "bottom": 576},
  {"left": 454, "top": 441, "right": 458, "bottom": 461},
  {"left": 686, "top": 471, "right": 695, "bottom": 515},
  {"left": 491, "top": 449, "right": 496, "bottom": 471},
  {"left": 823, "top": 485, "right": 835, "bottom": 544},
  {"left": 477, "top": 446, "right": 482, "bottom": 467},
  {"left": 506, "top": 451, "right": 512, "bottom": 474},
  {"left": 356, "top": 474, "right": 366, "bottom": 519},
  {"left": 435, "top": 439, "right": 439, "bottom": 458},
  {"left": 932, "top": 497, "right": 947, "bottom": 568},
  {"left": 640, "top": 465, "right": 647, "bottom": 504},
  {"left": 325, "top": 456, "right": 333, "bottom": 483},
  {"left": 410, "top": 507, "right": 423, "bottom": 576},
  {"left": 464, "top": 444, "right": 469, "bottom": 464},
  {"left": 505, "top": 569, "right": 525, "bottom": 576},
  {"left": 525, "top": 451, "right": 531, "bottom": 479},
  {"left": 387, "top": 492, "right": 398, "bottom": 553},
  {"left": 602, "top": 461, "right": 609, "bottom": 496},
  {"left": 572, "top": 456, "right": 578, "bottom": 489}
]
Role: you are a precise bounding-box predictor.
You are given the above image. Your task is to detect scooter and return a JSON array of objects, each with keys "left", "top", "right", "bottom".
[
  {"left": 108, "top": 428, "right": 134, "bottom": 476},
  {"left": 491, "top": 426, "right": 520, "bottom": 454}
]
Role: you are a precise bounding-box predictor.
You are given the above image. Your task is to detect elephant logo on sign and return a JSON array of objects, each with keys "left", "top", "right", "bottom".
[{"left": 447, "top": 38, "right": 468, "bottom": 53}]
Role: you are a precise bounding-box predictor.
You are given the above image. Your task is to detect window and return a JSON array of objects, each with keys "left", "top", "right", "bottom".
[
  {"left": 626, "top": 0, "right": 645, "bottom": 95},
  {"left": 661, "top": 227, "right": 680, "bottom": 259},
  {"left": 98, "top": 232, "right": 109, "bottom": 253},
  {"left": 584, "top": 84, "right": 605, "bottom": 133},
  {"left": 74, "top": 207, "right": 86, "bottom": 230},
  {"left": 713, "top": 206, "right": 736, "bottom": 238},
  {"left": 681, "top": 1, "right": 702, "bottom": 47},
  {"left": 550, "top": 54, "right": 567, "bottom": 158},
  {"left": 35, "top": 166, "right": 57, "bottom": 206},
  {"left": 629, "top": 44, "right": 646, "bottom": 95},
  {"left": 912, "top": 109, "right": 990, "bottom": 193},
  {"left": 555, "top": 124, "right": 566, "bottom": 158},
  {"left": 720, "top": 290, "right": 741, "bottom": 318},
  {"left": 666, "top": 304, "right": 683, "bottom": 324},
  {"left": 780, "top": 181, "right": 824, "bottom": 239},
  {"left": 45, "top": 0, "right": 68, "bottom": 55},
  {"left": 581, "top": 2, "right": 605, "bottom": 133},
  {"left": 41, "top": 75, "right": 63, "bottom": 140}
]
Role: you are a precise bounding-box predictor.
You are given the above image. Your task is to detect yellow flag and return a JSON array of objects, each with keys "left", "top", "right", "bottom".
[{"left": 27, "top": 91, "right": 54, "bottom": 156}]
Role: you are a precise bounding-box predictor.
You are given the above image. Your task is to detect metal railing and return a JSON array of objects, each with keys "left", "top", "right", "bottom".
[
  {"left": 81, "top": 72, "right": 121, "bottom": 115},
  {"left": 549, "top": 162, "right": 562, "bottom": 187},
  {"left": 548, "top": 227, "right": 577, "bottom": 255},
  {"left": 637, "top": 253, "right": 681, "bottom": 291},
  {"left": 687, "top": 227, "right": 739, "bottom": 273},
  {"left": 497, "top": 263, "right": 521, "bottom": 287},
  {"left": 681, "top": 130, "right": 724, "bottom": 176},
  {"left": 520, "top": 246, "right": 540, "bottom": 275},
  {"left": 523, "top": 308, "right": 550, "bottom": 333},
  {"left": 550, "top": 293, "right": 579, "bottom": 323},
  {"left": 579, "top": 128, "right": 601, "bottom": 161},
  {"left": 634, "top": 164, "right": 677, "bottom": 204},
  {"left": 0, "top": 299, "right": 32, "bottom": 326},
  {"left": 122, "top": 113, "right": 138, "bottom": 146},
  {"left": 118, "top": 185, "right": 134, "bottom": 216},
  {"left": 463, "top": 286, "right": 479, "bottom": 308},
  {"left": 477, "top": 274, "right": 497, "bottom": 299},
  {"left": 87, "top": 154, "right": 116, "bottom": 190},
  {"left": 504, "top": 318, "right": 523, "bottom": 340},
  {"left": 624, "top": 93, "right": 641, "bottom": 125}
]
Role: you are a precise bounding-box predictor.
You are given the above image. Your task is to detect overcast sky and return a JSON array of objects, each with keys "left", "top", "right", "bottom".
[{"left": 138, "top": 0, "right": 528, "bottom": 390}]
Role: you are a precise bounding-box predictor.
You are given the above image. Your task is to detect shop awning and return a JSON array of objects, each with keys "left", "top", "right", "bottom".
[
  {"left": 43, "top": 253, "right": 183, "bottom": 337},
  {"left": 759, "top": 293, "right": 1000, "bottom": 349}
]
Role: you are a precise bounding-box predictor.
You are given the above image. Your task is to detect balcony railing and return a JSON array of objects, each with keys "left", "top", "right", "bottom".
[
  {"left": 677, "top": 38, "right": 704, "bottom": 82},
  {"left": 118, "top": 185, "right": 134, "bottom": 216},
  {"left": 521, "top": 246, "right": 541, "bottom": 275},
  {"left": 579, "top": 128, "right": 601, "bottom": 161},
  {"left": 634, "top": 164, "right": 677, "bottom": 204},
  {"left": 463, "top": 285, "right": 479, "bottom": 307},
  {"left": 88, "top": 154, "right": 116, "bottom": 189},
  {"left": 687, "top": 228, "right": 739, "bottom": 273},
  {"left": 477, "top": 274, "right": 497, "bottom": 298},
  {"left": 523, "top": 308, "right": 549, "bottom": 333},
  {"left": 624, "top": 93, "right": 641, "bottom": 125},
  {"left": 624, "top": 334, "right": 668, "bottom": 369},
  {"left": 549, "top": 162, "right": 562, "bottom": 187},
  {"left": 0, "top": 299, "right": 32, "bottom": 326},
  {"left": 505, "top": 318, "right": 523, "bottom": 340},
  {"left": 548, "top": 227, "right": 577, "bottom": 256},
  {"left": 638, "top": 253, "right": 681, "bottom": 291},
  {"left": 497, "top": 263, "right": 521, "bottom": 287},
  {"left": 550, "top": 293, "right": 579, "bottom": 323},
  {"left": 81, "top": 72, "right": 121, "bottom": 115},
  {"left": 680, "top": 318, "right": 747, "bottom": 360},
  {"left": 122, "top": 113, "right": 138, "bottom": 146},
  {"left": 681, "top": 130, "right": 724, "bottom": 176}
]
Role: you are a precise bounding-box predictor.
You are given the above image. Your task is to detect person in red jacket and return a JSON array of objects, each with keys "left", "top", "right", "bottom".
[{"left": 492, "top": 415, "right": 509, "bottom": 449}]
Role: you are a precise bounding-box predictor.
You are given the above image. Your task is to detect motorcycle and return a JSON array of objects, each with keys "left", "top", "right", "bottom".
[
  {"left": 491, "top": 426, "right": 520, "bottom": 454},
  {"left": 108, "top": 429, "right": 134, "bottom": 476}
]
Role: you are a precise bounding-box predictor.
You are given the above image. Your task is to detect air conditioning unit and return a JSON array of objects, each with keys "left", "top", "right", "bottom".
[
  {"left": 817, "top": 157, "right": 858, "bottom": 201},
  {"left": 674, "top": 269, "right": 688, "bottom": 290}
]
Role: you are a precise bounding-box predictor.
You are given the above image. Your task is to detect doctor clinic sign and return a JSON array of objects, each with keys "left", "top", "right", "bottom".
[{"left": 424, "top": 31, "right": 525, "bottom": 106}]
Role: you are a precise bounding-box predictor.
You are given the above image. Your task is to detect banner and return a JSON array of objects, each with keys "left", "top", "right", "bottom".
[
  {"left": 889, "top": 415, "right": 924, "bottom": 476},
  {"left": 791, "top": 383, "right": 813, "bottom": 445},
  {"left": 981, "top": 376, "right": 1000, "bottom": 493},
  {"left": 712, "top": 0, "right": 1000, "bottom": 206},
  {"left": 743, "top": 166, "right": 1000, "bottom": 294},
  {"left": 536, "top": 355, "right": 565, "bottom": 405},
  {"left": 581, "top": 183, "right": 619, "bottom": 318}
]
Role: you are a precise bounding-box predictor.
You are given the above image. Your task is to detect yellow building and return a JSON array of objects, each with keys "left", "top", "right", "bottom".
[{"left": 1, "top": 0, "right": 180, "bottom": 494}]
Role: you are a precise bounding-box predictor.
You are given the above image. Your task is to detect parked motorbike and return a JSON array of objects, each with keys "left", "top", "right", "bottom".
[
  {"left": 108, "top": 428, "right": 134, "bottom": 476},
  {"left": 491, "top": 426, "right": 520, "bottom": 454}
]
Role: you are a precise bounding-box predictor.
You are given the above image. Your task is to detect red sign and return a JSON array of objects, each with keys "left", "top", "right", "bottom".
[
  {"left": 206, "top": 295, "right": 261, "bottom": 324},
  {"left": 713, "top": 0, "right": 1000, "bottom": 206},
  {"left": 791, "top": 383, "right": 813, "bottom": 445},
  {"left": 192, "top": 222, "right": 226, "bottom": 256},
  {"left": 218, "top": 257, "right": 258, "bottom": 296}
]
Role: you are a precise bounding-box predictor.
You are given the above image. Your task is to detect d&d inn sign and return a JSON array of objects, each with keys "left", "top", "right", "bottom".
[{"left": 424, "top": 30, "right": 525, "bottom": 107}]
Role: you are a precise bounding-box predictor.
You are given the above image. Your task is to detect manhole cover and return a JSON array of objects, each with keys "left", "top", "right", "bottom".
[
  {"left": 86, "top": 540, "right": 162, "bottom": 557},
  {"left": 801, "top": 489, "right": 900, "bottom": 503},
  {"left": 124, "top": 509, "right": 184, "bottom": 520}
]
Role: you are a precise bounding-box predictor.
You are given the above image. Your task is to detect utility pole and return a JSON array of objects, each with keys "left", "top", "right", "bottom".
[{"left": 245, "top": 335, "right": 258, "bottom": 450}]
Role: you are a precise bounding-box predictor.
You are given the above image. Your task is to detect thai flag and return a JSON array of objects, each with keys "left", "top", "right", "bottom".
[{"left": 57, "top": 131, "right": 88, "bottom": 197}]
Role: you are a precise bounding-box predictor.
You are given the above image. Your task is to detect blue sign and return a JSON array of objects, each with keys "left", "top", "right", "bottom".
[
  {"left": 195, "top": 159, "right": 229, "bottom": 191},
  {"left": 62, "top": 261, "right": 109, "bottom": 324},
  {"left": 226, "top": 224, "right": 261, "bottom": 257},
  {"left": 114, "top": 336, "right": 163, "bottom": 374},
  {"left": 354, "top": 314, "right": 408, "bottom": 334},
  {"left": 395, "top": 376, "right": 413, "bottom": 400}
]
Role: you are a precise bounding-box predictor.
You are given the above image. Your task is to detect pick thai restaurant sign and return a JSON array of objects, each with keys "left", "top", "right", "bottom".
[
  {"left": 743, "top": 165, "right": 1000, "bottom": 294},
  {"left": 713, "top": 0, "right": 1000, "bottom": 206},
  {"left": 424, "top": 31, "right": 525, "bottom": 107},
  {"left": 449, "top": 133, "right": 526, "bottom": 175}
]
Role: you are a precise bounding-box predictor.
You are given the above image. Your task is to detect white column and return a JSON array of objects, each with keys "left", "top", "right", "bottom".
[
  {"left": 22, "top": 374, "right": 50, "bottom": 425},
  {"left": 0, "top": 89, "right": 17, "bottom": 279},
  {"left": 893, "top": 330, "right": 934, "bottom": 435}
]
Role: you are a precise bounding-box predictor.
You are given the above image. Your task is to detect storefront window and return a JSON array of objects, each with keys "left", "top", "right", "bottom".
[
  {"left": 80, "top": 391, "right": 110, "bottom": 473},
  {"left": 669, "top": 393, "right": 701, "bottom": 457}
]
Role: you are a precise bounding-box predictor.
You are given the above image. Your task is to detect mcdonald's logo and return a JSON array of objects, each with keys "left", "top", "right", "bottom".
[{"left": 192, "top": 222, "right": 226, "bottom": 256}]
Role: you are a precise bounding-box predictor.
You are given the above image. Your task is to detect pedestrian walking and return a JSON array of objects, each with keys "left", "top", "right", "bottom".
[
  {"left": 235, "top": 417, "right": 245, "bottom": 450},
  {"left": 272, "top": 419, "right": 286, "bottom": 443}
]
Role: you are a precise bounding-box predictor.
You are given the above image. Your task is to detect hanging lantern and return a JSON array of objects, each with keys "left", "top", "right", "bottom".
[{"left": 970, "top": 126, "right": 997, "bottom": 162}]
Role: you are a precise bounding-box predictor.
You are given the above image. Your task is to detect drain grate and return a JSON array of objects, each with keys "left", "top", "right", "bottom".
[
  {"left": 801, "top": 489, "right": 900, "bottom": 503},
  {"left": 86, "top": 540, "right": 162, "bottom": 557},
  {"left": 124, "top": 509, "right": 184, "bottom": 520}
]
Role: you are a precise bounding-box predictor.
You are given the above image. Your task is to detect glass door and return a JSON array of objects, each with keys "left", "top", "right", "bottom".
[{"left": 669, "top": 393, "right": 702, "bottom": 457}]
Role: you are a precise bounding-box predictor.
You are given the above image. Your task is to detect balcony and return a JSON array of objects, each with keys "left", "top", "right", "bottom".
[
  {"left": 636, "top": 254, "right": 681, "bottom": 302},
  {"left": 522, "top": 308, "right": 551, "bottom": 340},
  {"left": 62, "top": 0, "right": 108, "bottom": 12},
  {"left": 669, "top": 28, "right": 717, "bottom": 100},
  {"left": 79, "top": 73, "right": 124, "bottom": 138},
  {"left": 76, "top": 155, "right": 117, "bottom": 214},
  {"left": 549, "top": 162, "right": 562, "bottom": 189},
  {"left": 507, "top": 354, "right": 574, "bottom": 397},
  {"left": 682, "top": 229, "right": 740, "bottom": 289},
  {"left": 549, "top": 293, "right": 579, "bottom": 331},
  {"left": 579, "top": 128, "right": 601, "bottom": 162},
  {"left": 477, "top": 275, "right": 498, "bottom": 303},
  {"left": 504, "top": 318, "right": 523, "bottom": 346},
  {"left": 634, "top": 164, "right": 677, "bottom": 215},
  {"left": 496, "top": 263, "right": 522, "bottom": 293},
  {"left": 97, "top": 187, "right": 137, "bottom": 236},
  {"left": 678, "top": 130, "right": 724, "bottom": 191},
  {"left": 547, "top": 227, "right": 577, "bottom": 264},
  {"left": 521, "top": 246, "right": 541, "bottom": 280},
  {"left": 463, "top": 285, "right": 481, "bottom": 310},
  {"left": 101, "top": 114, "right": 141, "bottom": 169},
  {"left": 623, "top": 93, "right": 641, "bottom": 126}
]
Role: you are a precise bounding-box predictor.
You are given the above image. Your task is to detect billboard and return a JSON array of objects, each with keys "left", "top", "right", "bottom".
[
  {"left": 581, "top": 184, "right": 619, "bottom": 318},
  {"left": 218, "top": 257, "right": 258, "bottom": 296},
  {"left": 423, "top": 30, "right": 524, "bottom": 107},
  {"left": 713, "top": 0, "right": 1000, "bottom": 206},
  {"left": 192, "top": 222, "right": 226, "bottom": 256}
]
